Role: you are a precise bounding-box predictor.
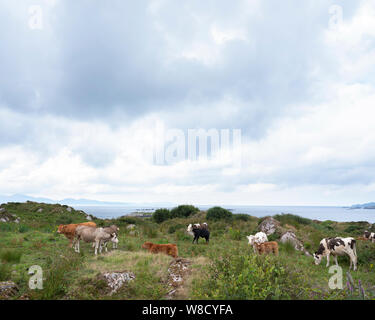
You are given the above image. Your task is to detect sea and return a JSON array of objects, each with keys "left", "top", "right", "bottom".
[{"left": 71, "top": 205, "right": 375, "bottom": 223}]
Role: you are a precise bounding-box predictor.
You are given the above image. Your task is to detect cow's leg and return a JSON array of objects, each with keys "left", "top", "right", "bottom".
[
  {"left": 326, "top": 254, "right": 330, "bottom": 267},
  {"left": 334, "top": 255, "right": 338, "bottom": 266},
  {"left": 94, "top": 240, "right": 99, "bottom": 255},
  {"left": 76, "top": 239, "right": 80, "bottom": 253}
]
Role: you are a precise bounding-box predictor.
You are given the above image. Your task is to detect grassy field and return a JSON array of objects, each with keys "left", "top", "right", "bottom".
[{"left": 1, "top": 202, "right": 375, "bottom": 300}]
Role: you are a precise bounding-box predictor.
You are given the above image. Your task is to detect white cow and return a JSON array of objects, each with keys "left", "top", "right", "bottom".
[
  {"left": 247, "top": 232, "right": 268, "bottom": 253},
  {"left": 74, "top": 226, "right": 118, "bottom": 255},
  {"left": 313, "top": 237, "right": 357, "bottom": 271}
]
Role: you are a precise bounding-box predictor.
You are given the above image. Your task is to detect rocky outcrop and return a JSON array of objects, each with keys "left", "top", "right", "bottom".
[
  {"left": 98, "top": 271, "right": 135, "bottom": 295},
  {"left": 258, "top": 217, "right": 280, "bottom": 235},
  {"left": 280, "top": 231, "right": 311, "bottom": 256},
  {"left": 0, "top": 211, "right": 20, "bottom": 223},
  {"left": 126, "top": 224, "right": 136, "bottom": 230},
  {"left": 166, "top": 258, "right": 191, "bottom": 299},
  {"left": 0, "top": 281, "right": 19, "bottom": 299}
]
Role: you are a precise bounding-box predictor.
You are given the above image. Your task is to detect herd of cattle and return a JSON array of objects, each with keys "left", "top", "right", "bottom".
[{"left": 57, "top": 221, "right": 375, "bottom": 271}]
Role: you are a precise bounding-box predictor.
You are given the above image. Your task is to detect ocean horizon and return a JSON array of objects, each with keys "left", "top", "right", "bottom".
[{"left": 71, "top": 204, "right": 375, "bottom": 223}]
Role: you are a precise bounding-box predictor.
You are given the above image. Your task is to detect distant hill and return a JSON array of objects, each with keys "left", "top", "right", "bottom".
[
  {"left": 0, "top": 194, "right": 131, "bottom": 206},
  {"left": 350, "top": 202, "right": 375, "bottom": 209}
]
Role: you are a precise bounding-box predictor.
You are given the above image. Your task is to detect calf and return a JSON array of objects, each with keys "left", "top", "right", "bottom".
[
  {"left": 313, "top": 237, "right": 357, "bottom": 271},
  {"left": 142, "top": 242, "right": 178, "bottom": 258},
  {"left": 57, "top": 222, "right": 96, "bottom": 247},
  {"left": 254, "top": 241, "right": 279, "bottom": 256},
  {"left": 92, "top": 225, "right": 120, "bottom": 250},
  {"left": 364, "top": 230, "right": 375, "bottom": 243},
  {"left": 247, "top": 232, "right": 268, "bottom": 253},
  {"left": 74, "top": 226, "right": 118, "bottom": 255},
  {"left": 187, "top": 224, "right": 210, "bottom": 244}
]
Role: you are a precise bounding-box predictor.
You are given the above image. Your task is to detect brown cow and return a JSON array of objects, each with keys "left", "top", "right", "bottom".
[
  {"left": 57, "top": 222, "right": 96, "bottom": 247},
  {"left": 254, "top": 241, "right": 279, "bottom": 256},
  {"left": 141, "top": 242, "right": 178, "bottom": 258}
]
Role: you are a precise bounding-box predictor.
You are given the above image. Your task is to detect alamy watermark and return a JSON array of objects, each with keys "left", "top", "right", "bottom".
[
  {"left": 28, "top": 265, "right": 43, "bottom": 290},
  {"left": 153, "top": 128, "right": 242, "bottom": 168}
]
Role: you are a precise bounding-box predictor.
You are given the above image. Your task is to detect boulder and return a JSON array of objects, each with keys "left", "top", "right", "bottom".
[
  {"left": 0, "top": 281, "right": 19, "bottom": 299},
  {"left": 258, "top": 217, "right": 280, "bottom": 235},
  {"left": 0, "top": 208, "right": 5, "bottom": 213},
  {"left": 98, "top": 271, "right": 135, "bottom": 295},
  {"left": 126, "top": 224, "right": 136, "bottom": 230},
  {"left": 0, "top": 212, "right": 20, "bottom": 223},
  {"left": 66, "top": 207, "right": 72, "bottom": 212},
  {"left": 280, "top": 231, "right": 311, "bottom": 256},
  {"left": 37, "top": 208, "right": 43, "bottom": 213}
]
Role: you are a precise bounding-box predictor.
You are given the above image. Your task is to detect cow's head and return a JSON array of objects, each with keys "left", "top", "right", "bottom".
[
  {"left": 110, "top": 233, "right": 119, "bottom": 243},
  {"left": 313, "top": 252, "right": 323, "bottom": 265},
  {"left": 247, "top": 235, "right": 255, "bottom": 245},
  {"left": 57, "top": 225, "right": 65, "bottom": 234}
]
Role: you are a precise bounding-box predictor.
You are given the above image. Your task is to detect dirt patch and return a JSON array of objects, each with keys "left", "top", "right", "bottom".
[{"left": 165, "top": 258, "right": 191, "bottom": 299}]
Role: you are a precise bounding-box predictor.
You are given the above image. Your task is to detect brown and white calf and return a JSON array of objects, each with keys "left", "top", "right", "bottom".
[{"left": 313, "top": 237, "right": 357, "bottom": 271}]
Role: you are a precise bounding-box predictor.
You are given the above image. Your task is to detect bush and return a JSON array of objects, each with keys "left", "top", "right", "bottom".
[
  {"left": 56, "top": 216, "right": 73, "bottom": 225},
  {"left": 233, "top": 214, "right": 251, "bottom": 221},
  {"left": 18, "top": 225, "right": 30, "bottom": 233},
  {"left": 0, "top": 249, "right": 22, "bottom": 263},
  {"left": 168, "top": 224, "right": 184, "bottom": 234},
  {"left": 170, "top": 205, "right": 199, "bottom": 219},
  {"left": 206, "top": 207, "right": 233, "bottom": 221},
  {"left": 0, "top": 263, "right": 10, "bottom": 281},
  {"left": 192, "top": 250, "right": 307, "bottom": 299},
  {"left": 344, "top": 225, "right": 363, "bottom": 234},
  {"left": 152, "top": 209, "right": 171, "bottom": 223},
  {"left": 274, "top": 214, "right": 312, "bottom": 227}
]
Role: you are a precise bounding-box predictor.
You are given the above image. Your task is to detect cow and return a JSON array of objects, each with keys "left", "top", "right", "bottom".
[
  {"left": 57, "top": 222, "right": 97, "bottom": 247},
  {"left": 187, "top": 224, "right": 210, "bottom": 244},
  {"left": 246, "top": 232, "right": 268, "bottom": 253},
  {"left": 74, "top": 226, "right": 118, "bottom": 255},
  {"left": 142, "top": 242, "right": 178, "bottom": 258},
  {"left": 92, "top": 225, "right": 120, "bottom": 250},
  {"left": 363, "top": 230, "right": 375, "bottom": 243},
  {"left": 254, "top": 241, "right": 279, "bottom": 256},
  {"left": 313, "top": 237, "right": 357, "bottom": 271}
]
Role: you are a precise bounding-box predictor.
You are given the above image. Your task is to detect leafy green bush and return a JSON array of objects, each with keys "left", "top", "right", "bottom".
[
  {"left": 267, "top": 233, "right": 280, "bottom": 242},
  {"left": 206, "top": 207, "right": 233, "bottom": 221},
  {"left": 56, "top": 216, "right": 73, "bottom": 225},
  {"left": 18, "top": 224, "right": 30, "bottom": 233},
  {"left": 152, "top": 208, "right": 171, "bottom": 223},
  {"left": 344, "top": 225, "right": 363, "bottom": 234},
  {"left": 233, "top": 214, "right": 251, "bottom": 221},
  {"left": 0, "top": 223, "right": 13, "bottom": 232},
  {"left": 192, "top": 250, "right": 307, "bottom": 299},
  {"left": 168, "top": 223, "right": 184, "bottom": 234},
  {"left": 170, "top": 205, "right": 199, "bottom": 219}
]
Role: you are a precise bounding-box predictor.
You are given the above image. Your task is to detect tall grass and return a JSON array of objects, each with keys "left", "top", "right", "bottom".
[{"left": 0, "top": 249, "right": 22, "bottom": 263}]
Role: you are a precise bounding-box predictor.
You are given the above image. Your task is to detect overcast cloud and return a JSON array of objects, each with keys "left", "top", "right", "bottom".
[{"left": 0, "top": 0, "right": 374, "bottom": 205}]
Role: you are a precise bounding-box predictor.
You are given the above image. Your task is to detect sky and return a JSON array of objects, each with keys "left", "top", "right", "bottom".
[{"left": 0, "top": 0, "right": 375, "bottom": 206}]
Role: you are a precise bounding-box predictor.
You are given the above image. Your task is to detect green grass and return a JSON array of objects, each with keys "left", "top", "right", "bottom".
[{"left": 1, "top": 201, "right": 375, "bottom": 300}]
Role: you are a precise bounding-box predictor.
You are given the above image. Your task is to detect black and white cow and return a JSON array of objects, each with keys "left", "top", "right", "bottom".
[
  {"left": 313, "top": 237, "right": 357, "bottom": 271},
  {"left": 364, "top": 230, "right": 375, "bottom": 243},
  {"left": 187, "top": 224, "right": 210, "bottom": 244}
]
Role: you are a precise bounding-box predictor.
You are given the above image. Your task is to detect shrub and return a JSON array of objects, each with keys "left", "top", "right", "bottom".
[
  {"left": 56, "top": 216, "right": 73, "bottom": 225},
  {"left": 233, "top": 214, "right": 251, "bottom": 221},
  {"left": 0, "top": 263, "right": 11, "bottom": 281},
  {"left": 168, "top": 224, "right": 184, "bottom": 234},
  {"left": 267, "top": 233, "right": 279, "bottom": 242},
  {"left": 170, "top": 205, "right": 199, "bottom": 219},
  {"left": 152, "top": 209, "right": 171, "bottom": 223},
  {"left": 18, "top": 225, "right": 30, "bottom": 233},
  {"left": 274, "top": 214, "right": 311, "bottom": 227},
  {"left": 206, "top": 207, "right": 233, "bottom": 221},
  {"left": 344, "top": 225, "right": 363, "bottom": 234},
  {"left": 192, "top": 250, "right": 307, "bottom": 299},
  {"left": 0, "top": 249, "right": 22, "bottom": 263}
]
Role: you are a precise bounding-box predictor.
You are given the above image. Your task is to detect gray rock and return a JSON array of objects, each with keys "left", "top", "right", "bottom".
[
  {"left": 66, "top": 207, "right": 72, "bottom": 212},
  {"left": 0, "top": 281, "right": 19, "bottom": 298},
  {"left": 258, "top": 217, "right": 280, "bottom": 235},
  {"left": 126, "top": 224, "right": 136, "bottom": 230},
  {"left": 37, "top": 208, "right": 43, "bottom": 213},
  {"left": 0, "top": 208, "right": 6, "bottom": 213},
  {"left": 280, "top": 231, "right": 311, "bottom": 256},
  {"left": 86, "top": 215, "right": 92, "bottom": 221},
  {"left": 0, "top": 218, "right": 8, "bottom": 223},
  {"left": 99, "top": 271, "right": 135, "bottom": 295}
]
